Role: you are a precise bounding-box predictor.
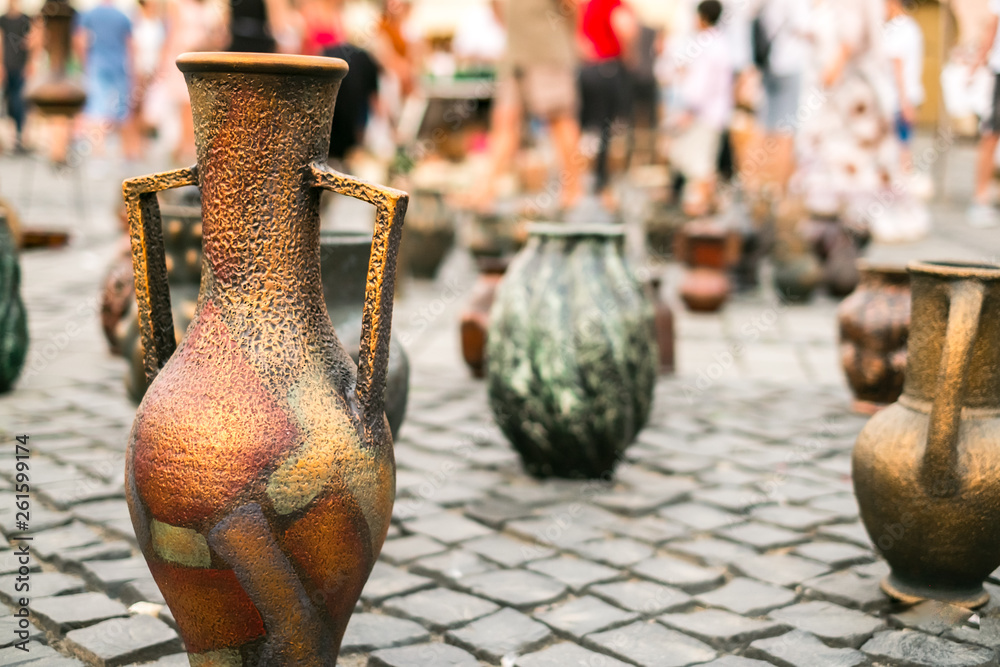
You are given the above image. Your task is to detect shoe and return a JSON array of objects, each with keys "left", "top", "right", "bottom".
[{"left": 968, "top": 203, "right": 999, "bottom": 229}]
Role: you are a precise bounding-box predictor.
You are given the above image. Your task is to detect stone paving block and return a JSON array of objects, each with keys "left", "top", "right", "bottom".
[
  {"left": 462, "top": 533, "right": 554, "bottom": 567},
  {"left": 817, "top": 522, "right": 872, "bottom": 548},
  {"left": 794, "top": 541, "right": 874, "bottom": 568},
  {"left": 369, "top": 643, "right": 479, "bottom": 667},
  {"left": 119, "top": 579, "right": 166, "bottom": 606},
  {"left": 404, "top": 513, "right": 492, "bottom": 544},
  {"left": 79, "top": 557, "right": 151, "bottom": 595},
  {"left": 0, "top": 645, "right": 66, "bottom": 665},
  {"left": 659, "top": 609, "right": 786, "bottom": 650},
  {"left": 697, "top": 578, "right": 797, "bottom": 616},
  {"left": 35, "top": 479, "right": 125, "bottom": 510},
  {"left": 852, "top": 560, "right": 890, "bottom": 580},
  {"left": 410, "top": 549, "right": 496, "bottom": 583},
  {"left": 889, "top": 601, "right": 974, "bottom": 636},
  {"left": 52, "top": 541, "right": 133, "bottom": 568},
  {"left": 751, "top": 505, "right": 840, "bottom": 531},
  {"left": 585, "top": 620, "right": 718, "bottom": 667},
  {"left": 770, "top": 601, "right": 887, "bottom": 648},
  {"left": 947, "top": 617, "right": 1000, "bottom": 650},
  {"left": 591, "top": 480, "right": 697, "bottom": 516},
  {"left": 659, "top": 503, "right": 738, "bottom": 531},
  {"left": 30, "top": 592, "right": 129, "bottom": 632},
  {"left": 666, "top": 538, "right": 756, "bottom": 566},
  {"left": 734, "top": 553, "right": 830, "bottom": 587},
  {"left": 506, "top": 517, "right": 605, "bottom": 549},
  {"left": 698, "top": 658, "right": 774, "bottom": 667},
  {"left": 340, "top": 613, "right": 430, "bottom": 654},
  {"left": 0, "top": 572, "right": 85, "bottom": 604},
  {"left": 63, "top": 615, "right": 181, "bottom": 666},
  {"left": 446, "top": 608, "right": 552, "bottom": 662},
  {"left": 379, "top": 535, "right": 448, "bottom": 565},
  {"left": 535, "top": 595, "right": 638, "bottom": 638},
  {"left": 31, "top": 522, "right": 104, "bottom": 560},
  {"left": 0, "top": 616, "right": 42, "bottom": 648},
  {"left": 801, "top": 571, "right": 886, "bottom": 611},
  {"left": 715, "top": 522, "right": 807, "bottom": 551},
  {"left": 459, "top": 569, "right": 567, "bottom": 608},
  {"left": 514, "top": 642, "right": 632, "bottom": 667},
  {"left": 590, "top": 580, "right": 693, "bottom": 615},
  {"left": 607, "top": 516, "right": 687, "bottom": 545},
  {"left": 861, "top": 629, "right": 996, "bottom": 666},
  {"left": 360, "top": 562, "right": 435, "bottom": 603},
  {"left": 691, "top": 487, "right": 765, "bottom": 514},
  {"left": 748, "top": 630, "right": 868, "bottom": 667},
  {"left": 568, "top": 538, "right": 654, "bottom": 568},
  {"left": 382, "top": 588, "right": 498, "bottom": 630},
  {"left": 631, "top": 555, "right": 726, "bottom": 593},
  {"left": 526, "top": 557, "right": 619, "bottom": 593},
  {"left": 462, "top": 499, "right": 535, "bottom": 529}
]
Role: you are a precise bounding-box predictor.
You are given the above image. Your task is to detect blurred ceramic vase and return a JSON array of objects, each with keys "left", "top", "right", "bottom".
[
  {"left": 0, "top": 213, "right": 27, "bottom": 393},
  {"left": 853, "top": 261, "right": 1000, "bottom": 608},
  {"left": 487, "top": 224, "right": 658, "bottom": 479},
  {"left": 677, "top": 220, "right": 735, "bottom": 313},
  {"left": 838, "top": 263, "right": 910, "bottom": 414}
]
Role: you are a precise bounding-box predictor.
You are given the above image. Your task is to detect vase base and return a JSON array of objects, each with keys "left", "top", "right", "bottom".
[
  {"left": 852, "top": 399, "right": 889, "bottom": 416},
  {"left": 881, "top": 574, "right": 989, "bottom": 609}
]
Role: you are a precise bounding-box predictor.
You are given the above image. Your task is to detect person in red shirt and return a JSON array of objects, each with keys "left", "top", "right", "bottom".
[{"left": 578, "top": 0, "right": 637, "bottom": 205}]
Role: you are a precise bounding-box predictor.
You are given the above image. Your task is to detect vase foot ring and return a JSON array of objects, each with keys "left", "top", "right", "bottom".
[{"left": 881, "top": 575, "right": 989, "bottom": 609}]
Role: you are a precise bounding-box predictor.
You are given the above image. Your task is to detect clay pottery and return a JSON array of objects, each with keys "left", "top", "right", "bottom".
[
  {"left": 644, "top": 201, "right": 687, "bottom": 260},
  {"left": 123, "top": 53, "right": 407, "bottom": 663},
  {"left": 460, "top": 256, "right": 509, "bottom": 379},
  {"left": 487, "top": 223, "right": 657, "bottom": 479},
  {"left": 676, "top": 219, "right": 736, "bottom": 313},
  {"left": 0, "top": 211, "right": 28, "bottom": 393},
  {"left": 838, "top": 263, "right": 910, "bottom": 414},
  {"left": 100, "top": 237, "right": 135, "bottom": 354},
  {"left": 400, "top": 188, "right": 455, "bottom": 279},
  {"left": 648, "top": 276, "right": 675, "bottom": 375},
  {"left": 320, "top": 231, "right": 409, "bottom": 437},
  {"left": 853, "top": 261, "right": 1000, "bottom": 608},
  {"left": 772, "top": 254, "right": 822, "bottom": 304},
  {"left": 27, "top": 0, "right": 86, "bottom": 116},
  {"left": 468, "top": 210, "right": 527, "bottom": 259}
]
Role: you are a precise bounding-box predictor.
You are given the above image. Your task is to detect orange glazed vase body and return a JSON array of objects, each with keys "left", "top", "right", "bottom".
[{"left": 123, "top": 53, "right": 407, "bottom": 664}]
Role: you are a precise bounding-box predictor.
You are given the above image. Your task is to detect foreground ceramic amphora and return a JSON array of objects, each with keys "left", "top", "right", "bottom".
[
  {"left": 838, "top": 263, "right": 910, "bottom": 414},
  {"left": 124, "top": 53, "right": 407, "bottom": 663},
  {"left": 853, "top": 261, "right": 1000, "bottom": 608},
  {"left": 487, "top": 224, "right": 657, "bottom": 479}
]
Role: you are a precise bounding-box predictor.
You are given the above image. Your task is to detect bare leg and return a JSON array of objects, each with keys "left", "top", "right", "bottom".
[
  {"left": 770, "top": 133, "right": 796, "bottom": 195},
  {"left": 975, "top": 133, "right": 999, "bottom": 205},
  {"left": 549, "top": 113, "right": 583, "bottom": 210}
]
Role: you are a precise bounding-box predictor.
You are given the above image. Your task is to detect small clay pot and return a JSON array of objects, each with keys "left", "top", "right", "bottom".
[
  {"left": 676, "top": 220, "right": 736, "bottom": 313},
  {"left": 460, "top": 257, "right": 509, "bottom": 378},
  {"left": 648, "top": 277, "right": 675, "bottom": 374}
]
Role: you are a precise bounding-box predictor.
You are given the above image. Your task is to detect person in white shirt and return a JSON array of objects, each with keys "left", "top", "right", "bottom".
[
  {"left": 884, "top": 0, "right": 924, "bottom": 174},
  {"left": 669, "top": 0, "right": 734, "bottom": 216},
  {"left": 970, "top": 0, "right": 1000, "bottom": 227},
  {"left": 750, "top": 0, "right": 810, "bottom": 194}
]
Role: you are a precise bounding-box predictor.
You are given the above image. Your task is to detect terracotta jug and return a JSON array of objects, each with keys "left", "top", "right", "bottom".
[
  {"left": 124, "top": 53, "right": 407, "bottom": 663},
  {"left": 853, "top": 261, "right": 1000, "bottom": 608},
  {"left": 838, "top": 263, "right": 910, "bottom": 414}
]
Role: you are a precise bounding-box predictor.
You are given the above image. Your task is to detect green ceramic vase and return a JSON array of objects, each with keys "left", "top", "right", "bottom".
[
  {"left": 0, "top": 213, "right": 28, "bottom": 393},
  {"left": 486, "top": 223, "right": 657, "bottom": 479}
]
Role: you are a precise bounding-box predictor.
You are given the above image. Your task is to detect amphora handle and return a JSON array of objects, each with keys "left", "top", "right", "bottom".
[
  {"left": 311, "top": 164, "right": 408, "bottom": 440},
  {"left": 123, "top": 167, "right": 199, "bottom": 385},
  {"left": 921, "top": 280, "right": 986, "bottom": 497}
]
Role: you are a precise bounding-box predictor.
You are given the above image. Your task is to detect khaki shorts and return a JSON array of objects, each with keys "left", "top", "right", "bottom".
[
  {"left": 497, "top": 64, "right": 578, "bottom": 119},
  {"left": 669, "top": 122, "right": 722, "bottom": 182}
]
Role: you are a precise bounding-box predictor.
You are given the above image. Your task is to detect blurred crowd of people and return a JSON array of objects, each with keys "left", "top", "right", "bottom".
[{"left": 0, "top": 0, "right": 992, "bottom": 233}]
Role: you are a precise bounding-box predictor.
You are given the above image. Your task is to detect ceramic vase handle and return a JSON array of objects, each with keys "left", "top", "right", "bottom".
[
  {"left": 123, "top": 167, "right": 199, "bottom": 385},
  {"left": 921, "top": 279, "right": 986, "bottom": 497},
  {"left": 310, "top": 164, "right": 408, "bottom": 439}
]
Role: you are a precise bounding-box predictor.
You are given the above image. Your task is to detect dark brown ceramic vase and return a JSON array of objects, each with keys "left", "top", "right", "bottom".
[
  {"left": 124, "top": 53, "right": 407, "bottom": 664},
  {"left": 853, "top": 261, "right": 1000, "bottom": 608},
  {"left": 838, "top": 263, "right": 910, "bottom": 414},
  {"left": 677, "top": 220, "right": 734, "bottom": 313}
]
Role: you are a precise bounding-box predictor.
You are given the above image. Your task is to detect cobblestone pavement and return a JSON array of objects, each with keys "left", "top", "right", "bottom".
[{"left": 2, "top": 145, "right": 1000, "bottom": 666}]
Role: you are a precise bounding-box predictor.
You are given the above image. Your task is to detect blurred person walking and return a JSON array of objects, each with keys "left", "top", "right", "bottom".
[
  {"left": 477, "top": 0, "right": 583, "bottom": 211},
  {"left": 128, "top": 0, "right": 164, "bottom": 157},
  {"left": 0, "top": 0, "right": 32, "bottom": 153},
  {"left": 668, "top": 0, "right": 733, "bottom": 216},
  {"left": 76, "top": 0, "right": 135, "bottom": 159},
  {"left": 747, "top": 0, "right": 810, "bottom": 194},
  {"left": 884, "top": 0, "right": 923, "bottom": 176},
  {"left": 159, "top": 0, "right": 226, "bottom": 163},
  {"left": 300, "top": 0, "right": 344, "bottom": 56},
  {"left": 578, "top": 0, "right": 638, "bottom": 203},
  {"left": 970, "top": 0, "right": 1000, "bottom": 227}
]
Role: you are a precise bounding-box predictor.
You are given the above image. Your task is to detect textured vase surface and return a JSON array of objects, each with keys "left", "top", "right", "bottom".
[
  {"left": 0, "top": 213, "right": 28, "bottom": 393},
  {"left": 487, "top": 223, "right": 657, "bottom": 479},
  {"left": 838, "top": 263, "right": 910, "bottom": 413},
  {"left": 853, "top": 261, "right": 1000, "bottom": 608},
  {"left": 124, "top": 53, "right": 407, "bottom": 664}
]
